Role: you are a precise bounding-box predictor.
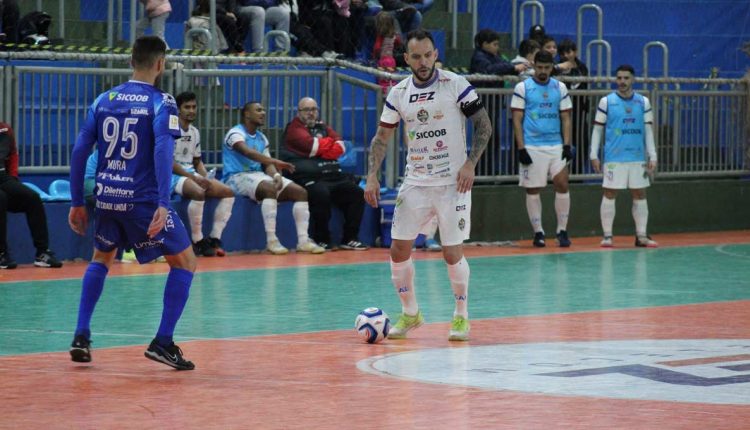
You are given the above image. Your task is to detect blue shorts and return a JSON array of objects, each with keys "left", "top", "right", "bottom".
[{"left": 93, "top": 202, "right": 191, "bottom": 264}]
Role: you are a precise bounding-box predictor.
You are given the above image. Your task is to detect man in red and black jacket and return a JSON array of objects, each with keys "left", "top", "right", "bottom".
[
  {"left": 280, "top": 98, "right": 368, "bottom": 251},
  {"left": 0, "top": 122, "right": 62, "bottom": 269}
]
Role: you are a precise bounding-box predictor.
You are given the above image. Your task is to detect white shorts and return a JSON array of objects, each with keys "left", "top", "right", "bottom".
[
  {"left": 518, "top": 146, "right": 567, "bottom": 188},
  {"left": 391, "top": 184, "right": 471, "bottom": 246},
  {"left": 171, "top": 167, "right": 197, "bottom": 196},
  {"left": 602, "top": 162, "right": 650, "bottom": 189},
  {"left": 225, "top": 171, "right": 292, "bottom": 201}
]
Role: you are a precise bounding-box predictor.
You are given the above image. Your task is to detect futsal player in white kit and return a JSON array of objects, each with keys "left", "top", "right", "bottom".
[
  {"left": 364, "top": 29, "right": 493, "bottom": 341},
  {"left": 590, "top": 64, "right": 658, "bottom": 248},
  {"left": 511, "top": 50, "right": 574, "bottom": 248}
]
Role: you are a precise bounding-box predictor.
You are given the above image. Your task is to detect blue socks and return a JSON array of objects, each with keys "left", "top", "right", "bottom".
[
  {"left": 155, "top": 268, "right": 193, "bottom": 347},
  {"left": 74, "top": 262, "right": 108, "bottom": 340}
]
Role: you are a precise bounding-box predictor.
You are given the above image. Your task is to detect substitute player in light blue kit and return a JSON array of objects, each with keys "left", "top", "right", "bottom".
[
  {"left": 68, "top": 36, "right": 197, "bottom": 370},
  {"left": 511, "top": 50, "right": 573, "bottom": 248},
  {"left": 590, "top": 64, "right": 658, "bottom": 248}
]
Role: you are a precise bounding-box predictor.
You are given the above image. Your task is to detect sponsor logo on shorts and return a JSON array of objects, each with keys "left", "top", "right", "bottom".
[
  {"left": 95, "top": 200, "right": 132, "bottom": 212},
  {"left": 458, "top": 218, "right": 466, "bottom": 231},
  {"left": 134, "top": 237, "right": 166, "bottom": 249},
  {"left": 95, "top": 234, "right": 115, "bottom": 246},
  {"left": 456, "top": 204, "right": 466, "bottom": 211}
]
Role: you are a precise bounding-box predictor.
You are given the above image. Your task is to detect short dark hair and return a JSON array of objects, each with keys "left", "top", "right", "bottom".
[
  {"left": 405, "top": 29, "right": 435, "bottom": 51},
  {"left": 176, "top": 91, "right": 197, "bottom": 108},
  {"left": 518, "top": 39, "right": 540, "bottom": 57},
  {"left": 241, "top": 101, "right": 261, "bottom": 117},
  {"left": 474, "top": 28, "right": 500, "bottom": 49},
  {"left": 558, "top": 39, "right": 577, "bottom": 55},
  {"left": 131, "top": 36, "right": 166, "bottom": 70},
  {"left": 529, "top": 24, "right": 546, "bottom": 42},
  {"left": 534, "top": 51, "right": 554, "bottom": 65},
  {"left": 616, "top": 64, "right": 636, "bottom": 76}
]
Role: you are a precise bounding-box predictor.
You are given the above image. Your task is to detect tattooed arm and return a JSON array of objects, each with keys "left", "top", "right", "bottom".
[
  {"left": 457, "top": 106, "right": 492, "bottom": 193},
  {"left": 364, "top": 125, "right": 396, "bottom": 207}
]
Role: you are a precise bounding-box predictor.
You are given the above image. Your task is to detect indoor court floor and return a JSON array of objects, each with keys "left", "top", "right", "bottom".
[{"left": 1, "top": 231, "right": 749, "bottom": 429}]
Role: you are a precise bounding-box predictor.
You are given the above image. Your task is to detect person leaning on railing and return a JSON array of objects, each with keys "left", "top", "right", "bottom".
[{"left": 0, "top": 121, "right": 62, "bottom": 269}]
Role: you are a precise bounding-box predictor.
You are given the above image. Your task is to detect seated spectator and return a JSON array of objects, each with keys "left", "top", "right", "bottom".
[
  {"left": 0, "top": 121, "right": 62, "bottom": 269},
  {"left": 511, "top": 38, "right": 540, "bottom": 79},
  {"left": 0, "top": 0, "right": 19, "bottom": 43},
  {"left": 470, "top": 28, "right": 526, "bottom": 82},
  {"left": 222, "top": 102, "right": 324, "bottom": 255},
  {"left": 281, "top": 98, "right": 368, "bottom": 251},
  {"left": 372, "top": 11, "right": 403, "bottom": 93},
  {"left": 237, "top": 0, "right": 290, "bottom": 53},
  {"left": 528, "top": 23, "right": 545, "bottom": 46},
  {"left": 198, "top": 0, "right": 247, "bottom": 53},
  {"left": 187, "top": 1, "right": 229, "bottom": 52},
  {"left": 136, "top": 0, "right": 171, "bottom": 45},
  {"left": 380, "top": 0, "right": 421, "bottom": 36},
  {"left": 173, "top": 92, "right": 236, "bottom": 257},
  {"left": 293, "top": 0, "right": 363, "bottom": 59}
]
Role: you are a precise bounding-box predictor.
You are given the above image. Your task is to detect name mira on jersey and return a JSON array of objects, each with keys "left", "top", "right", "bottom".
[{"left": 379, "top": 69, "right": 481, "bottom": 186}]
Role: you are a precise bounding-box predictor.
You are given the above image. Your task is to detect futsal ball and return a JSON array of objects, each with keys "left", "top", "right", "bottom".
[{"left": 355, "top": 307, "right": 390, "bottom": 344}]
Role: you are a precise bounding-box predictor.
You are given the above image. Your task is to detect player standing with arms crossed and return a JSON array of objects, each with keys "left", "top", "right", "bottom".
[{"left": 364, "top": 29, "right": 492, "bottom": 341}]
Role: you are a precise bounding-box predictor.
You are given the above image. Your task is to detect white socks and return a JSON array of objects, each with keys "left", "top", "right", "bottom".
[
  {"left": 554, "top": 192, "right": 570, "bottom": 233},
  {"left": 391, "top": 258, "right": 418, "bottom": 315},
  {"left": 210, "top": 197, "right": 235, "bottom": 239},
  {"left": 526, "top": 194, "right": 543, "bottom": 233},
  {"left": 261, "top": 199, "right": 278, "bottom": 242},
  {"left": 447, "top": 257, "right": 470, "bottom": 318},
  {"left": 600, "top": 197, "right": 616, "bottom": 237},
  {"left": 293, "top": 201, "right": 311, "bottom": 243},
  {"left": 632, "top": 199, "right": 649, "bottom": 237},
  {"left": 187, "top": 200, "right": 205, "bottom": 242}
]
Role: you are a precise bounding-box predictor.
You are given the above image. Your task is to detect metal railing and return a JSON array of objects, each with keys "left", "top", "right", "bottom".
[{"left": 2, "top": 55, "right": 748, "bottom": 185}]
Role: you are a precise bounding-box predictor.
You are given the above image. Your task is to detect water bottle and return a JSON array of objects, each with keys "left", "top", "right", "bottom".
[{"left": 207, "top": 168, "right": 217, "bottom": 180}]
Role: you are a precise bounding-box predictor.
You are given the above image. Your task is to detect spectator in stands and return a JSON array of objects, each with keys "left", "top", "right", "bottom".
[
  {"left": 380, "top": 0, "right": 421, "bottom": 37},
  {"left": 0, "top": 0, "right": 19, "bottom": 44},
  {"left": 136, "top": 0, "right": 171, "bottom": 45},
  {"left": 558, "top": 39, "right": 589, "bottom": 172},
  {"left": 528, "top": 24, "right": 545, "bottom": 45},
  {"left": 405, "top": 0, "right": 433, "bottom": 14},
  {"left": 470, "top": 29, "right": 524, "bottom": 176},
  {"left": 293, "top": 0, "right": 363, "bottom": 59},
  {"left": 172, "top": 92, "right": 236, "bottom": 257},
  {"left": 222, "top": 102, "right": 325, "bottom": 255},
  {"left": 0, "top": 121, "right": 62, "bottom": 269},
  {"left": 541, "top": 35, "right": 574, "bottom": 74},
  {"left": 373, "top": 11, "right": 403, "bottom": 93},
  {"left": 511, "top": 38, "right": 540, "bottom": 79},
  {"left": 281, "top": 97, "right": 368, "bottom": 251},
  {"left": 187, "top": 0, "right": 229, "bottom": 52},
  {"left": 203, "top": 0, "right": 247, "bottom": 53},
  {"left": 237, "top": 0, "right": 290, "bottom": 53}
]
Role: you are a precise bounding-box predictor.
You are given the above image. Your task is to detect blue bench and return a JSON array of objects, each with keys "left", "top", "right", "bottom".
[{"left": 7, "top": 198, "right": 380, "bottom": 265}]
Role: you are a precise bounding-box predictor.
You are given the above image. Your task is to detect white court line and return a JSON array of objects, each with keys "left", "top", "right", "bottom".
[{"left": 715, "top": 244, "right": 750, "bottom": 259}]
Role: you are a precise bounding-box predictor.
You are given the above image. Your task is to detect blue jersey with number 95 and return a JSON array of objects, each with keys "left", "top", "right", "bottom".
[{"left": 74, "top": 80, "right": 180, "bottom": 207}]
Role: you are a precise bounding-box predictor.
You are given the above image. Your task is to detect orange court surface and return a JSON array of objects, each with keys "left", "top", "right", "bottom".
[{"left": 1, "top": 231, "right": 749, "bottom": 429}]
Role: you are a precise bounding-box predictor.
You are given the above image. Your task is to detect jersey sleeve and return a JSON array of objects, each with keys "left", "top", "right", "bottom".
[
  {"left": 379, "top": 91, "right": 401, "bottom": 128},
  {"left": 510, "top": 82, "right": 526, "bottom": 111},
  {"left": 261, "top": 133, "right": 271, "bottom": 157},
  {"left": 224, "top": 128, "right": 245, "bottom": 149},
  {"left": 594, "top": 96, "right": 608, "bottom": 125},
  {"left": 70, "top": 103, "right": 100, "bottom": 206},
  {"left": 154, "top": 93, "right": 181, "bottom": 140},
  {"left": 456, "top": 76, "right": 482, "bottom": 117},
  {"left": 559, "top": 81, "right": 573, "bottom": 111},
  {"left": 643, "top": 97, "right": 654, "bottom": 123},
  {"left": 193, "top": 127, "right": 202, "bottom": 158}
]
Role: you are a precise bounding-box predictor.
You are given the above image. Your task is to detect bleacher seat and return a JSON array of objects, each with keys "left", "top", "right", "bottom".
[
  {"left": 48, "top": 179, "right": 72, "bottom": 201},
  {"left": 22, "top": 182, "right": 55, "bottom": 202}
]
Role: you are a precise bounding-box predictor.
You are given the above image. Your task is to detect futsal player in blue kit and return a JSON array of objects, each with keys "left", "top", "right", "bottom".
[
  {"left": 68, "top": 36, "right": 197, "bottom": 370},
  {"left": 589, "top": 65, "right": 658, "bottom": 248}
]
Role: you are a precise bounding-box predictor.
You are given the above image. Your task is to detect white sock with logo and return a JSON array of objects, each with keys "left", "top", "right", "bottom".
[
  {"left": 187, "top": 200, "right": 205, "bottom": 243},
  {"left": 293, "top": 201, "right": 311, "bottom": 243},
  {"left": 526, "top": 194, "right": 543, "bottom": 233},
  {"left": 391, "top": 258, "right": 417, "bottom": 316},
  {"left": 555, "top": 192, "right": 570, "bottom": 233},
  {"left": 261, "top": 199, "right": 278, "bottom": 242},
  {"left": 632, "top": 199, "right": 649, "bottom": 237},
  {"left": 601, "top": 197, "right": 616, "bottom": 237},
  {"left": 447, "top": 256, "right": 470, "bottom": 318},
  {"left": 210, "top": 197, "right": 235, "bottom": 239}
]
